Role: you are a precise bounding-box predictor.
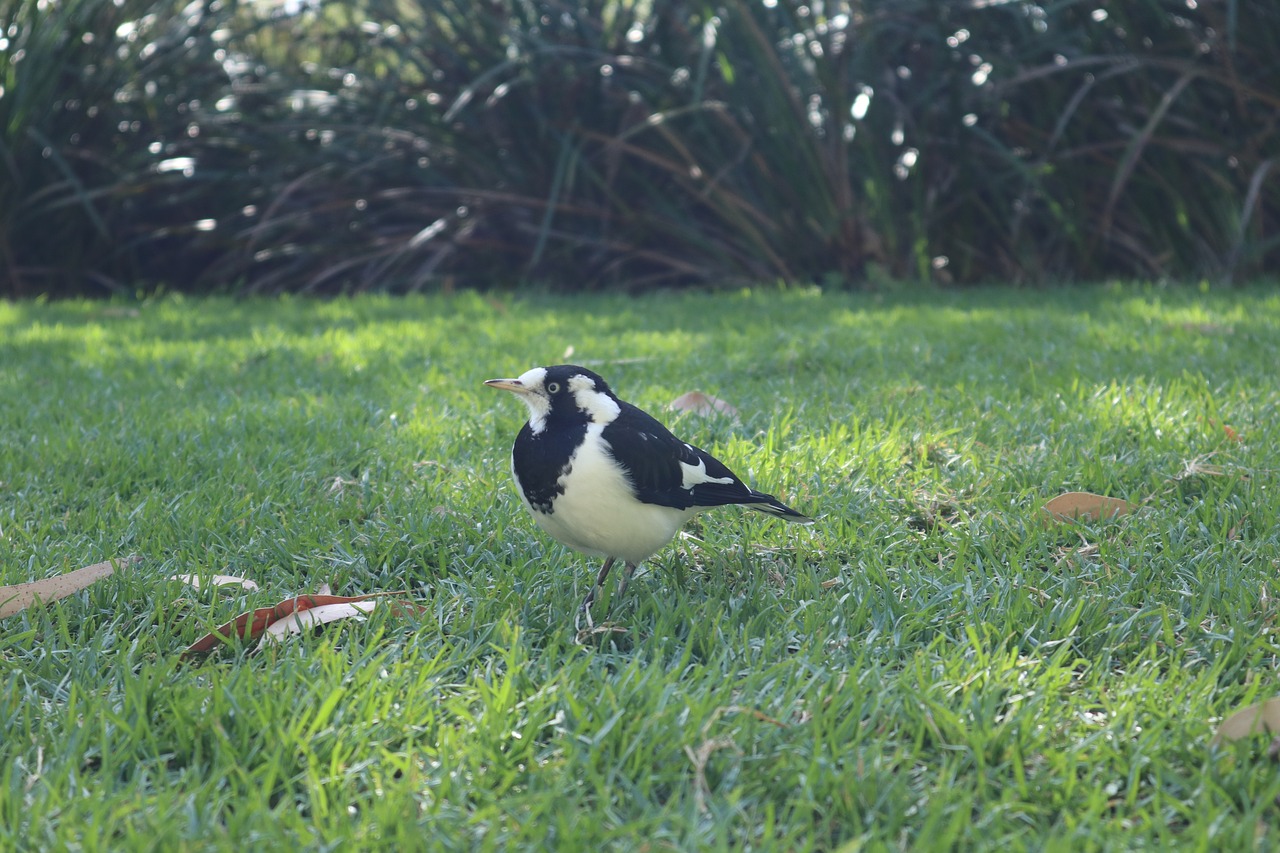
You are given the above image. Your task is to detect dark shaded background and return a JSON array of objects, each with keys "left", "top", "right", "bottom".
[{"left": 1, "top": 0, "right": 1275, "bottom": 296}]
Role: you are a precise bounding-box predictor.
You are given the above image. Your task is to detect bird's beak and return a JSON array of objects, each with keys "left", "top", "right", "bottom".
[{"left": 484, "top": 378, "right": 528, "bottom": 394}]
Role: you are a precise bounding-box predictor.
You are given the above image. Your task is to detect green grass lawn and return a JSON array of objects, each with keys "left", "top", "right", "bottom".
[{"left": 2, "top": 284, "right": 1279, "bottom": 850}]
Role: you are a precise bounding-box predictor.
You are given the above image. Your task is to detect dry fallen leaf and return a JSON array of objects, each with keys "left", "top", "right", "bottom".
[
  {"left": 1041, "top": 491, "right": 1131, "bottom": 524},
  {"left": 669, "top": 391, "right": 739, "bottom": 419},
  {"left": 257, "top": 601, "right": 379, "bottom": 649},
  {"left": 1213, "top": 697, "right": 1280, "bottom": 746},
  {"left": 170, "top": 574, "right": 259, "bottom": 591},
  {"left": 1177, "top": 458, "right": 1229, "bottom": 480},
  {"left": 182, "top": 591, "right": 423, "bottom": 658},
  {"left": 0, "top": 556, "right": 141, "bottom": 619}
]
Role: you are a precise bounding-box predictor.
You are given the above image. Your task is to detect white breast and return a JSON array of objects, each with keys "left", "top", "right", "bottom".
[{"left": 517, "top": 423, "right": 695, "bottom": 565}]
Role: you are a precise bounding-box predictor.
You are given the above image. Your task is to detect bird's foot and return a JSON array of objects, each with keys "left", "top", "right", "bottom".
[
  {"left": 574, "top": 591, "right": 597, "bottom": 633},
  {"left": 574, "top": 556, "right": 616, "bottom": 632},
  {"left": 574, "top": 578, "right": 628, "bottom": 644}
]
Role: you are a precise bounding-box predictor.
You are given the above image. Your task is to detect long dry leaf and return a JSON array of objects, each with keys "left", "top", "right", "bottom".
[
  {"left": 170, "top": 574, "right": 260, "bottom": 591},
  {"left": 0, "top": 555, "right": 140, "bottom": 619},
  {"left": 1041, "top": 491, "right": 1131, "bottom": 523},
  {"left": 182, "top": 590, "right": 421, "bottom": 658},
  {"left": 256, "top": 600, "right": 379, "bottom": 649},
  {"left": 1213, "top": 697, "right": 1280, "bottom": 745}
]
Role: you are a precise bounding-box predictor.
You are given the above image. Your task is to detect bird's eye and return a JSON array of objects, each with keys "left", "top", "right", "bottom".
[{"left": 546, "top": 382, "right": 561, "bottom": 394}]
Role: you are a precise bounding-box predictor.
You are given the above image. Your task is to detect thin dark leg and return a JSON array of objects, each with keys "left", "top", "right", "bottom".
[
  {"left": 576, "top": 556, "right": 616, "bottom": 631},
  {"left": 616, "top": 562, "right": 639, "bottom": 601},
  {"left": 587, "top": 556, "right": 617, "bottom": 609}
]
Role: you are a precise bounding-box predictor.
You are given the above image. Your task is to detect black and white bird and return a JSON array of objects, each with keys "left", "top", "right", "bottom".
[{"left": 485, "top": 364, "right": 810, "bottom": 626}]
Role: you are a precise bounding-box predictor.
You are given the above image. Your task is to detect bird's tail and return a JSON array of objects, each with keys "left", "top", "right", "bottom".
[{"left": 747, "top": 491, "right": 812, "bottom": 524}]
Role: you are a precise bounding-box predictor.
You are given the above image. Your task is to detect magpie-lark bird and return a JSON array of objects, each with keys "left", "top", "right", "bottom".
[{"left": 485, "top": 364, "right": 810, "bottom": 626}]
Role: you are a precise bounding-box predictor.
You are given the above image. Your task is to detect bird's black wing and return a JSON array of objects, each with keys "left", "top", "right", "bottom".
[{"left": 602, "top": 402, "right": 807, "bottom": 520}]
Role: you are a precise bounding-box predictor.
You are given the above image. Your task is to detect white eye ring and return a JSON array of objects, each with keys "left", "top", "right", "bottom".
[{"left": 546, "top": 381, "right": 561, "bottom": 394}]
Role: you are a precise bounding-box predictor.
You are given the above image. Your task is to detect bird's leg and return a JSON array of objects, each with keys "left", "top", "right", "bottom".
[
  {"left": 589, "top": 555, "right": 618, "bottom": 605},
  {"left": 576, "top": 556, "right": 616, "bottom": 631},
  {"left": 616, "top": 562, "right": 639, "bottom": 601}
]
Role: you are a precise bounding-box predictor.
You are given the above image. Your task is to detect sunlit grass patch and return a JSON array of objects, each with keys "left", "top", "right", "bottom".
[{"left": 1, "top": 283, "right": 1279, "bottom": 848}]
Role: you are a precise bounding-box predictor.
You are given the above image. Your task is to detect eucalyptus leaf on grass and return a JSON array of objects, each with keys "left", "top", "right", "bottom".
[{"left": 0, "top": 556, "right": 139, "bottom": 619}]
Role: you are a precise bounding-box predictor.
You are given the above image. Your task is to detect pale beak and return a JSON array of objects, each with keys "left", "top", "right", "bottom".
[{"left": 484, "top": 378, "right": 528, "bottom": 393}]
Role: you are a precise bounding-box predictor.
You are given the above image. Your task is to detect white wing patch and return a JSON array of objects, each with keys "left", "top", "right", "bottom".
[{"left": 679, "top": 456, "right": 734, "bottom": 491}]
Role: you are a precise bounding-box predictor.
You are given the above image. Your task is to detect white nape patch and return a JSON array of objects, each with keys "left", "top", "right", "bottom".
[
  {"left": 569, "top": 373, "right": 620, "bottom": 424},
  {"left": 679, "top": 456, "right": 735, "bottom": 490},
  {"left": 516, "top": 367, "right": 551, "bottom": 434}
]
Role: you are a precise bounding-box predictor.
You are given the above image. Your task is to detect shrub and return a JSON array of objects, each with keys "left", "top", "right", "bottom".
[
  {"left": 1, "top": 0, "right": 1276, "bottom": 294},
  {"left": 0, "top": 0, "right": 236, "bottom": 295}
]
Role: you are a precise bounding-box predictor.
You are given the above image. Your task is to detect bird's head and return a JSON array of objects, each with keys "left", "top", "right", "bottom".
[{"left": 485, "top": 364, "right": 620, "bottom": 433}]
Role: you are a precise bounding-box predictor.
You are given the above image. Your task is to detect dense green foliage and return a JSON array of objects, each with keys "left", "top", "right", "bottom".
[
  {"left": 2, "top": 286, "right": 1280, "bottom": 847},
  {"left": 3, "top": 0, "right": 1276, "bottom": 295}
]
